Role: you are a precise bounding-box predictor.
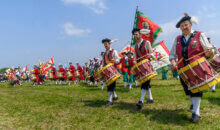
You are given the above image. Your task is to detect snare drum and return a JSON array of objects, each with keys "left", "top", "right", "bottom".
[
  {"left": 48, "top": 72, "right": 54, "bottom": 80},
  {"left": 99, "top": 63, "right": 121, "bottom": 86},
  {"left": 57, "top": 72, "right": 63, "bottom": 79},
  {"left": 30, "top": 74, "right": 37, "bottom": 81},
  {"left": 178, "top": 57, "right": 220, "bottom": 93},
  {"left": 75, "top": 71, "right": 80, "bottom": 78},
  {"left": 66, "top": 71, "right": 73, "bottom": 79},
  {"left": 131, "top": 59, "right": 157, "bottom": 85},
  {"left": 21, "top": 73, "right": 27, "bottom": 80},
  {"left": 208, "top": 54, "right": 220, "bottom": 72}
]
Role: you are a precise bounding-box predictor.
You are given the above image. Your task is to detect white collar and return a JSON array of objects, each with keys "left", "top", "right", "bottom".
[{"left": 106, "top": 48, "right": 113, "bottom": 53}]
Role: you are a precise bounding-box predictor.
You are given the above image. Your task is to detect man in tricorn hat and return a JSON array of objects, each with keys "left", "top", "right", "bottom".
[
  {"left": 132, "top": 28, "right": 154, "bottom": 110},
  {"left": 169, "top": 13, "right": 213, "bottom": 123},
  {"left": 102, "top": 38, "right": 120, "bottom": 106}
]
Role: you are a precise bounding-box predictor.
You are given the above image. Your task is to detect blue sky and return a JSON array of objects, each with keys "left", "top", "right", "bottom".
[{"left": 0, "top": 0, "right": 220, "bottom": 68}]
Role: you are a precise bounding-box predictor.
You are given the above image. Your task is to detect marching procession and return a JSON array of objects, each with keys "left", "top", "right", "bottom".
[{"left": 0, "top": 11, "right": 220, "bottom": 125}]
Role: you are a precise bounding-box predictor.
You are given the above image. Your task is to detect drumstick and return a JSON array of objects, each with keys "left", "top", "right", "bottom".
[{"left": 135, "top": 54, "right": 151, "bottom": 61}]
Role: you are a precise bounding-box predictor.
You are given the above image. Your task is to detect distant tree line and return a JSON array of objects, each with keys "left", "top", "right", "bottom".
[{"left": 0, "top": 68, "right": 9, "bottom": 74}]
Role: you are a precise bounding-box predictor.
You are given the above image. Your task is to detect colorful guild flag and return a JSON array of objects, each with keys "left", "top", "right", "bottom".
[
  {"left": 151, "top": 41, "right": 170, "bottom": 74},
  {"left": 22, "top": 65, "right": 28, "bottom": 72},
  {"left": 118, "top": 45, "right": 135, "bottom": 58},
  {"left": 41, "top": 57, "right": 54, "bottom": 75},
  {"left": 132, "top": 10, "right": 162, "bottom": 45}
]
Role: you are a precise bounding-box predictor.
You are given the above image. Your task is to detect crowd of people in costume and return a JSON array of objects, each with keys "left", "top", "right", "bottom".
[{"left": 0, "top": 13, "right": 219, "bottom": 124}]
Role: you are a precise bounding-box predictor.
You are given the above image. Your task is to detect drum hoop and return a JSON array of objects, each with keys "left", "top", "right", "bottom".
[
  {"left": 137, "top": 71, "right": 157, "bottom": 81},
  {"left": 188, "top": 76, "right": 219, "bottom": 90},
  {"left": 131, "top": 59, "right": 149, "bottom": 71},
  {"left": 178, "top": 57, "right": 206, "bottom": 74},
  {"left": 102, "top": 63, "right": 113, "bottom": 71},
  {"left": 105, "top": 74, "right": 121, "bottom": 86}
]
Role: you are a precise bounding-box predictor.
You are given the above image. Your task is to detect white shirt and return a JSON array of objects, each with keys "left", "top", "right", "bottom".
[
  {"left": 103, "top": 48, "right": 120, "bottom": 66},
  {"left": 169, "top": 30, "right": 213, "bottom": 60},
  {"left": 136, "top": 39, "right": 154, "bottom": 57}
]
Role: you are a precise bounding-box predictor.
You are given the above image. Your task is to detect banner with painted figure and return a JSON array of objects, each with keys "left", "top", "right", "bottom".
[{"left": 151, "top": 41, "right": 170, "bottom": 74}]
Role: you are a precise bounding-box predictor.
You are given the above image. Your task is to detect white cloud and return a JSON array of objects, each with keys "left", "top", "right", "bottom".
[
  {"left": 63, "top": 22, "right": 91, "bottom": 36},
  {"left": 62, "top": 0, "right": 106, "bottom": 14},
  {"left": 159, "top": 20, "right": 179, "bottom": 36}
]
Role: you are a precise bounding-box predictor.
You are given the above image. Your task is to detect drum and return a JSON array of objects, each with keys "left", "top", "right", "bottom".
[
  {"left": 66, "top": 71, "right": 73, "bottom": 79},
  {"left": 131, "top": 59, "right": 157, "bottom": 85},
  {"left": 94, "top": 68, "right": 102, "bottom": 81},
  {"left": 30, "top": 74, "right": 36, "bottom": 81},
  {"left": 57, "top": 72, "right": 63, "bottom": 79},
  {"left": 178, "top": 57, "right": 220, "bottom": 93},
  {"left": 99, "top": 63, "right": 121, "bottom": 86},
  {"left": 84, "top": 72, "right": 89, "bottom": 80},
  {"left": 21, "top": 73, "right": 27, "bottom": 80},
  {"left": 48, "top": 72, "right": 54, "bottom": 80},
  {"left": 75, "top": 71, "right": 80, "bottom": 78},
  {"left": 208, "top": 54, "right": 220, "bottom": 72}
]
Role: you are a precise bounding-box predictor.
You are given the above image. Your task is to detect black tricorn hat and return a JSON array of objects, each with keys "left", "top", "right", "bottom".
[
  {"left": 176, "top": 15, "right": 191, "bottom": 28},
  {"left": 132, "top": 28, "right": 141, "bottom": 34},
  {"left": 102, "top": 38, "right": 111, "bottom": 44}
]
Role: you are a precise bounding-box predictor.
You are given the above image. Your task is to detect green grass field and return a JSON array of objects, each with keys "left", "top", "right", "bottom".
[{"left": 0, "top": 73, "right": 219, "bottom": 129}]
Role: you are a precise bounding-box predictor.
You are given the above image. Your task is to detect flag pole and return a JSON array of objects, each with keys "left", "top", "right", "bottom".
[{"left": 130, "top": 6, "right": 138, "bottom": 52}]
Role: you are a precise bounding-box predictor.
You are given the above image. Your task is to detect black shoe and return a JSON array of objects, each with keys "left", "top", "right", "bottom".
[
  {"left": 136, "top": 101, "right": 143, "bottom": 109},
  {"left": 212, "top": 90, "right": 216, "bottom": 93},
  {"left": 106, "top": 101, "right": 113, "bottom": 106},
  {"left": 190, "top": 113, "right": 200, "bottom": 123},
  {"left": 146, "top": 99, "right": 154, "bottom": 104},
  {"left": 113, "top": 97, "right": 118, "bottom": 101}
]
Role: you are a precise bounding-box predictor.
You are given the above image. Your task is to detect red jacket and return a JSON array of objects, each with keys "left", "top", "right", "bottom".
[
  {"left": 34, "top": 68, "right": 39, "bottom": 75},
  {"left": 128, "top": 57, "right": 135, "bottom": 75},
  {"left": 52, "top": 67, "right": 57, "bottom": 75},
  {"left": 69, "top": 65, "right": 75, "bottom": 73},
  {"left": 120, "top": 57, "right": 128, "bottom": 72},
  {"left": 77, "top": 66, "right": 83, "bottom": 73},
  {"left": 58, "top": 68, "right": 66, "bottom": 74}
]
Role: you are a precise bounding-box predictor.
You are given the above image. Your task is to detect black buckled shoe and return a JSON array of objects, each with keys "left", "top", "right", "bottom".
[
  {"left": 146, "top": 99, "right": 154, "bottom": 104},
  {"left": 136, "top": 101, "right": 143, "bottom": 109},
  {"left": 106, "top": 101, "right": 113, "bottom": 106},
  {"left": 190, "top": 113, "right": 201, "bottom": 123},
  {"left": 112, "top": 97, "right": 118, "bottom": 101}
]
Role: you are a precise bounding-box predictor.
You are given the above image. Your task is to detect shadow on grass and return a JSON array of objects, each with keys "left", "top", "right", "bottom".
[
  {"left": 82, "top": 99, "right": 106, "bottom": 107},
  {"left": 206, "top": 97, "right": 220, "bottom": 106},
  {"left": 112, "top": 101, "right": 189, "bottom": 125}
]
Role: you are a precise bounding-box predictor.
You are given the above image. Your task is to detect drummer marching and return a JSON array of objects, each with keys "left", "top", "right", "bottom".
[
  {"left": 102, "top": 38, "right": 120, "bottom": 106},
  {"left": 169, "top": 13, "right": 214, "bottom": 123},
  {"left": 69, "top": 62, "right": 76, "bottom": 85},
  {"left": 50, "top": 64, "right": 58, "bottom": 85},
  {"left": 132, "top": 28, "right": 155, "bottom": 109},
  {"left": 58, "top": 65, "right": 67, "bottom": 85},
  {"left": 77, "top": 63, "right": 85, "bottom": 82}
]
